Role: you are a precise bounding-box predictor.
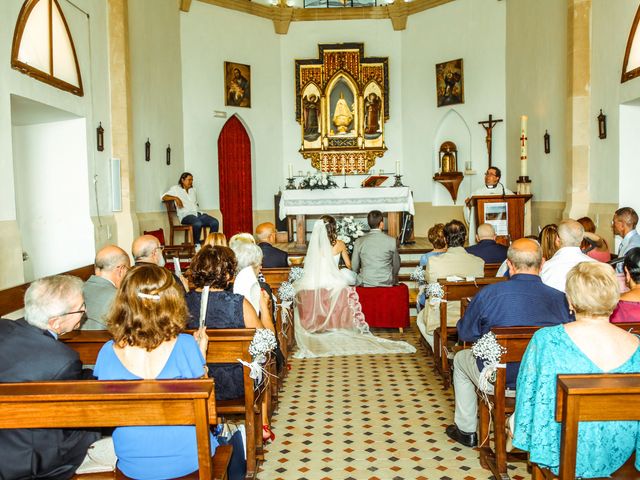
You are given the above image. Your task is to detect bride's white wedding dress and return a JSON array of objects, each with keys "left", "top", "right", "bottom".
[
  {"left": 293, "top": 221, "right": 416, "bottom": 358},
  {"left": 333, "top": 253, "right": 357, "bottom": 285}
]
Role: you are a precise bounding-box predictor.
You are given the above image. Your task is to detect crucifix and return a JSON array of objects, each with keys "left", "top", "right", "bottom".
[{"left": 478, "top": 114, "right": 503, "bottom": 167}]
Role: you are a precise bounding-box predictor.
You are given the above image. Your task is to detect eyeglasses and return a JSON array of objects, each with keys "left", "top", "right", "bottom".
[
  {"left": 58, "top": 302, "right": 86, "bottom": 317},
  {"left": 484, "top": 171, "right": 497, "bottom": 177},
  {"left": 155, "top": 245, "right": 165, "bottom": 252}
]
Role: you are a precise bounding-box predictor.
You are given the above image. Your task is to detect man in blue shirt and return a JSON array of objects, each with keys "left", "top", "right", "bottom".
[
  {"left": 445, "top": 238, "right": 572, "bottom": 448},
  {"left": 465, "top": 223, "right": 508, "bottom": 264},
  {"left": 613, "top": 207, "right": 640, "bottom": 272}
]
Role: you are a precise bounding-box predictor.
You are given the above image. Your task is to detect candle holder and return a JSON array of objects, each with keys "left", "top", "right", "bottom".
[
  {"left": 343, "top": 171, "right": 348, "bottom": 188},
  {"left": 516, "top": 176, "right": 532, "bottom": 195},
  {"left": 286, "top": 177, "right": 296, "bottom": 190},
  {"left": 393, "top": 175, "right": 404, "bottom": 187}
]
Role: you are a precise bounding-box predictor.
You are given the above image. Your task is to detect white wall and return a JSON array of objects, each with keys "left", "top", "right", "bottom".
[{"left": 12, "top": 118, "right": 95, "bottom": 280}]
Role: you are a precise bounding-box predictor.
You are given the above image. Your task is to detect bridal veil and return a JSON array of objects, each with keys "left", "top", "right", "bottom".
[{"left": 293, "top": 220, "right": 415, "bottom": 358}]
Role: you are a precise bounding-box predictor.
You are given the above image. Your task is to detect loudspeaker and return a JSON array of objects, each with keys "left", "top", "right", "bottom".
[
  {"left": 111, "top": 158, "right": 122, "bottom": 212},
  {"left": 400, "top": 212, "right": 414, "bottom": 245}
]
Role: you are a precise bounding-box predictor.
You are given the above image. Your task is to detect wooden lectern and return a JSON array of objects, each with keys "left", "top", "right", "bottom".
[{"left": 468, "top": 194, "right": 532, "bottom": 244}]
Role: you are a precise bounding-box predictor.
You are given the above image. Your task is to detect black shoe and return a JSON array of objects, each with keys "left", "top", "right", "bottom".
[{"left": 445, "top": 424, "right": 478, "bottom": 447}]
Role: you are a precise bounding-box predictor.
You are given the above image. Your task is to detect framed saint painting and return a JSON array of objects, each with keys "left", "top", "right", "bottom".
[
  {"left": 224, "top": 61, "right": 251, "bottom": 108},
  {"left": 435, "top": 58, "right": 464, "bottom": 107}
]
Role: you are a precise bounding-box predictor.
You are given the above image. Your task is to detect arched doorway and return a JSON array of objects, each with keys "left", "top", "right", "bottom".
[{"left": 218, "top": 115, "right": 253, "bottom": 238}]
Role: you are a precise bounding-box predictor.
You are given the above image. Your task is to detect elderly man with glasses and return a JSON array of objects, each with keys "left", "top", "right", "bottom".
[
  {"left": 132, "top": 234, "right": 188, "bottom": 292},
  {"left": 0, "top": 275, "right": 100, "bottom": 480}
]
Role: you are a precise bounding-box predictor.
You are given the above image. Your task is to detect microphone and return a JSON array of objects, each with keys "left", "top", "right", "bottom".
[{"left": 498, "top": 182, "right": 506, "bottom": 197}]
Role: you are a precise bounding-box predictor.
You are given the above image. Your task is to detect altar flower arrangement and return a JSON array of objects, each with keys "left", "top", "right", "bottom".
[
  {"left": 298, "top": 171, "right": 338, "bottom": 190},
  {"left": 337, "top": 216, "right": 366, "bottom": 253}
]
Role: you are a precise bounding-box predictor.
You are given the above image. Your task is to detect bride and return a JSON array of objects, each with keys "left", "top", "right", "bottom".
[{"left": 293, "top": 219, "right": 416, "bottom": 358}]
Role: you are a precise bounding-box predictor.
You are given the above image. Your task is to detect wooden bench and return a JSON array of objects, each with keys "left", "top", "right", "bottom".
[
  {"left": 479, "top": 322, "right": 640, "bottom": 480},
  {"left": 262, "top": 267, "right": 296, "bottom": 362},
  {"left": 484, "top": 262, "right": 502, "bottom": 278},
  {"left": 60, "top": 328, "right": 266, "bottom": 480},
  {"left": 533, "top": 373, "right": 640, "bottom": 480},
  {"left": 0, "top": 379, "right": 232, "bottom": 480},
  {"left": 429, "top": 277, "right": 506, "bottom": 388},
  {"left": 0, "top": 264, "right": 95, "bottom": 317}
]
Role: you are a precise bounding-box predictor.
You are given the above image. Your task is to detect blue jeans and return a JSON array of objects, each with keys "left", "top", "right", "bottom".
[{"left": 182, "top": 213, "right": 219, "bottom": 243}]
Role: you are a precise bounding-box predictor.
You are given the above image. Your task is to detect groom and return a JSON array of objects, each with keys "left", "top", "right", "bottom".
[{"left": 351, "top": 210, "right": 400, "bottom": 287}]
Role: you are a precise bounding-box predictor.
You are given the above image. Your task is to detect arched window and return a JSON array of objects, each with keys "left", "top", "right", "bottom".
[
  {"left": 622, "top": 5, "right": 640, "bottom": 83},
  {"left": 11, "top": 0, "right": 83, "bottom": 96}
]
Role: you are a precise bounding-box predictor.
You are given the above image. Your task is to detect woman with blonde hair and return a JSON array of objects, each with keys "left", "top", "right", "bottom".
[
  {"left": 94, "top": 264, "right": 215, "bottom": 479},
  {"left": 538, "top": 224, "right": 559, "bottom": 261},
  {"left": 204, "top": 232, "right": 228, "bottom": 247},
  {"left": 513, "top": 262, "right": 640, "bottom": 477}
]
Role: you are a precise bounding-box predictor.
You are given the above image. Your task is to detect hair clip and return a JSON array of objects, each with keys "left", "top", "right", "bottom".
[{"left": 137, "top": 291, "right": 160, "bottom": 300}]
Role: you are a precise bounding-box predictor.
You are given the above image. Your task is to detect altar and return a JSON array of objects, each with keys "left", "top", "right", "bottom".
[{"left": 279, "top": 187, "right": 414, "bottom": 247}]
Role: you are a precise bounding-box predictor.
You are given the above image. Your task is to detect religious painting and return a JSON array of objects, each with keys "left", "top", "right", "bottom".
[
  {"left": 224, "top": 62, "right": 251, "bottom": 108},
  {"left": 435, "top": 58, "right": 464, "bottom": 107}
]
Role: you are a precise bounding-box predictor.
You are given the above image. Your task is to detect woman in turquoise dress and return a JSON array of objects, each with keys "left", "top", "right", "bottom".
[
  {"left": 94, "top": 264, "right": 216, "bottom": 480},
  {"left": 513, "top": 262, "right": 640, "bottom": 478}
]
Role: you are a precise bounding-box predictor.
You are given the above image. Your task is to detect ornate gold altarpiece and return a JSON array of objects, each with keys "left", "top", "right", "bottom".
[{"left": 295, "top": 43, "right": 389, "bottom": 174}]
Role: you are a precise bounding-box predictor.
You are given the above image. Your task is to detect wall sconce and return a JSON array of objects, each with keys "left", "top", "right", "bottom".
[
  {"left": 145, "top": 138, "right": 151, "bottom": 162},
  {"left": 597, "top": 109, "right": 607, "bottom": 139},
  {"left": 166, "top": 145, "right": 171, "bottom": 165},
  {"left": 96, "top": 122, "right": 104, "bottom": 152},
  {"left": 543, "top": 130, "right": 550, "bottom": 154}
]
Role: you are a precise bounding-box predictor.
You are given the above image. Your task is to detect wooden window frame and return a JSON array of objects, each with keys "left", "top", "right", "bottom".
[
  {"left": 622, "top": 5, "right": 640, "bottom": 83},
  {"left": 11, "top": 0, "right": 84, "bottom": 96}
]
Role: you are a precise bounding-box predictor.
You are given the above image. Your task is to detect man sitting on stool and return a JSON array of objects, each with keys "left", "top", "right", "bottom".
[
  {"left": 162, "top": 172, "right": 219, "bottom": 244},
  {"left": 351, "top": 210, "right": 400, "bottom": 287}
]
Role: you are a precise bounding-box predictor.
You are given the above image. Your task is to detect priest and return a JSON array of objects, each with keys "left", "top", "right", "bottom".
[{"left": 465, "top": 167, "right": 513, "bottom": 244}]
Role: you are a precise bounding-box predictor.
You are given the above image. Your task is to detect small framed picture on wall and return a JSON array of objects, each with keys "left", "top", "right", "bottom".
[
  {"left": 435, "top": 58, "right": 464, "bottom": 107},
  {"left": 224, "top": 61, "right": 251, "bottom": 108}
]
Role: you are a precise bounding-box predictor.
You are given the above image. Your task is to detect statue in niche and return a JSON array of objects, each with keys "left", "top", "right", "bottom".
[
  {"left": 364, "top": 92, "right": 381, "bottom": 136},
  {"left": 303, "top": 94, "right": 321, "bottom": 141},
  {"left": 332, "top": 92, "right": 353, "bottom": 134}
]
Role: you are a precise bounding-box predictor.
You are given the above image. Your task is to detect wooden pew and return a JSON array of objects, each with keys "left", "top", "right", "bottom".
[
  {"left": 0, "top": 264, "right": 94, "bottom": 317},
  {"left": 478, "top": 322, "right": 640, "bottom": 480},
  {"left": 532, "top": 373, "right": 640, "bottom": 480},
  {"left": 484, "top": 262, "right": 502, "bottom": 278},
  {"left": 262, "top": 267, "right": 296, "bottom": 362},
  {"left": 0, "top": 379, "right": 232, "bottom": 480},
  {"left": 60, "top": 328, "right": 266, "bottom": 480},
  {"left": 430, "top": 277, "right": 506, "bottom": 388}
]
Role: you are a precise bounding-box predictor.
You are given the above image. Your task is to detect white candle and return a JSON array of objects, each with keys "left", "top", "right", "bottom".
[
  {"left": 520, "top": 115, "right": 528, "bottom": 177},
  {"left": 395, "top": 161, "right": 400, "bottom": 176},
  {"left": 341, "top": 164, "right": 345, "bottom": 176},
  {"left": 288, "top": 163, "right": 293, "bottom": 178}
]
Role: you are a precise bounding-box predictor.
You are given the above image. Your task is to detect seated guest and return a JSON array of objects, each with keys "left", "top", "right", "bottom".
[
  {"left": 351, "top": 210, "right": 400, "bottom": 287},
  {"left": 256, "top": 222, "right": 288, "bottom": 268},
  {"left": 541, "top": 219, "right": 596, "bottom": 292},
  {"left": 185, "top": 245, "right": 268, "bottom": 400},
  {"left": 611, "top": 247, "right": 640, "bottom": 323},
  {"left": 612, "top": 207, "right": 640, "bottom": 272},
  {"left": 132, "top": 234, "right": 187, "bottom": 292},
  {"left": 204, "top": 231, "right": 228, "bottom": 247},
  {"left": 445, "top": 239, "right": 571, "bottom": 447},
  {"left": 577, "top": 216, "right": 611, "bottom": 262},
  {"left": 0, "top": 275, "right": 100, "bottom": 480},
  {"left": 465, "top": 223, "right": 508, "bottom": 264},
  {"left": 230, "top": 238, "right": 266, "bottom": 316},
  {"left": 538, "top": 223, "right": 559, "bottom": 261},
  {"left": 417, "top": 223, "right": 447, "bottom": 312},
  {"left": 513, "top": 262, "right": 640, "bottom": 478},
  {"left": 417, "top": 220, "right": 484, "bottom": 349},
  {"left": 162, "top": 171, "right": 219, "bottom": 244},
  {"left": 82, "top": 245, "right": 130, "bottom": 330},
  {"left": 94, "top": 264, "right": 216, "bottom": 479}
]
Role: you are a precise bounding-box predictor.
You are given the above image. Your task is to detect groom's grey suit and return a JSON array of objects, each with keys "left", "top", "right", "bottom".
[{"left": 351, "top": 229, "right": 400, "bottom": 287}]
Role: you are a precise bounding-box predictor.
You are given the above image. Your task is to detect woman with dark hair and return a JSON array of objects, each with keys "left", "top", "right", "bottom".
[
  {"left": 185, "top": 245, "right": 267, "bottom": 401},
  {"left": 162, "top": 172, "right": 219, "bottom": 244},
  {"left": 577, "top": 216, "right": 611, "bottom": 262},
  {"left": 321, "top": 215, "right": 356, "bottom": 285},
  {"left": 611, "top": 247, "right": 640, "bottom": 323},
  {"left": 513, "top": 262, "right": 640, "bottom": 477},
  {"left": 94, "top": 264, "right": 216, "bottom": 479}
]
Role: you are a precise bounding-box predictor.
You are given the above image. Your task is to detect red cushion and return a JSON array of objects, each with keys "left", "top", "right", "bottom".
[
  {"left": 355, "top": 284, "right": 410, "bottom": 329},
  {"left": 144, "top": 228, "right": 166, "bottom": 246}
]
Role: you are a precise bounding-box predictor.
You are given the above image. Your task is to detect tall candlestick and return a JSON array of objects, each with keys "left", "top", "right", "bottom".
[
  {"left": 395, "top": 161, "right": 400, "bottom": 176},
  {"left": 520, "top": 115, "right": 528, "bottom": 177},
  {"left": 288, "top": 163, "right": 293, "bottom": 178}
]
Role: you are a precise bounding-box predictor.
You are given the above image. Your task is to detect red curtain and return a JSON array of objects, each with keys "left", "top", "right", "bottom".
[{"left": 218, "top": 116, "right": 253, "bottom": 239}]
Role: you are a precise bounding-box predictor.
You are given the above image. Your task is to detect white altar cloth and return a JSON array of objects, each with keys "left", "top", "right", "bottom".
[{"left": 279, "top": 187, "right": 414, "bottom": 220}]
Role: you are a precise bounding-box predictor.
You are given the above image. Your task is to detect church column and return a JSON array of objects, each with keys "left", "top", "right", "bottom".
[
  {"left": 564, "top": 0, "right": 591, "bottom": 219},
  {"left": 107, "top": 0, "right": 138, "bottom": 251}
]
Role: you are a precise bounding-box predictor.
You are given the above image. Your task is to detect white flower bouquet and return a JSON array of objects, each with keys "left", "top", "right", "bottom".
[
  {"left": 298, "top": 171, "right": 338, "bottom": 190},
  {"left": 337, "top": 216, "right": 366, "bottom": 253}
]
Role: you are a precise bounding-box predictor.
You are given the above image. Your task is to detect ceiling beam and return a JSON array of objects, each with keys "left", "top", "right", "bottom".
[{"left": 180, "top": 0, "right": 193, "bottom": 12}]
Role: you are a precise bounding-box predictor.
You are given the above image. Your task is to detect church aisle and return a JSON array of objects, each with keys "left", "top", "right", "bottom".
[{"left": 257, "top": 325, "right": 528, "bottom": 480}]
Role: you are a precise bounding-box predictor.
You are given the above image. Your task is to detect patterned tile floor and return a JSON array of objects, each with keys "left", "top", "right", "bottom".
[{"left": 257, "top": 323, "right": 529, "bottom": 480}]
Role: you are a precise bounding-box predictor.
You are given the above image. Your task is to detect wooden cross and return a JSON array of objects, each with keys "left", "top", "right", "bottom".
[{"left": 478, "top": 114, "right": 503, "bottom": 167}]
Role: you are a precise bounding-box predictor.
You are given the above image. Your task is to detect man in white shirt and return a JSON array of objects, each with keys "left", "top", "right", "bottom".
[
  {"left": 465, "top": 167, "right": 514, "bottom": 243},
  {"left": 612, "top": 207, "right": 640, "bottom": 272},
  {"left": 540, "top": 219, "right": 596, "bottom": 292},
  {"left": 162, "top": 172, "right": 219, "bottom": 244}
]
